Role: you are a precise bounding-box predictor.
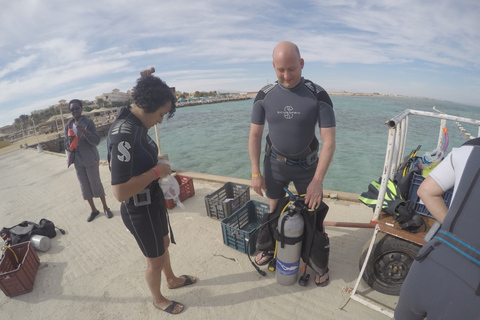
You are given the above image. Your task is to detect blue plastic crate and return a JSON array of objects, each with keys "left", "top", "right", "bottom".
[
  {"left": 408, "top": 173, "right": 454, "bottom": 217},
  {"left": 221, "top": 200, "right": 270, "bottom": 255}
]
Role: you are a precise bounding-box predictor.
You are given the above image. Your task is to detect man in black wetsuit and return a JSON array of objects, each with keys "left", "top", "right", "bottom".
[{"left": 249, "top": 41, "right": 336, "bottom": 286}]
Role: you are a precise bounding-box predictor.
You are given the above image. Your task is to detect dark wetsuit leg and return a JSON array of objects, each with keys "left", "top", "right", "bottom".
[{"left": 121, "top": 185, "right": 169, "bottom": 258}]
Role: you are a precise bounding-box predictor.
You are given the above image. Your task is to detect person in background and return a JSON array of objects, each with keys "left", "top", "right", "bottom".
[
  {"left": 394, "top": 138, "right": 480, "bottom": 319},
  {"left": 107, "top": 73, "right": 196, "bottom": 315},
  {"left": 249, "top": 41, "right": 336, "bottom": 286},
  {"left": 65, "top": 99, "right": 113, "bottom": 222}
]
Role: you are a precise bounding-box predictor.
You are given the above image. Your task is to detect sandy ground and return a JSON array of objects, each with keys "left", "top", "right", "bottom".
[{"left": 0, "top": 148, "right": 397, "bottom": 319}]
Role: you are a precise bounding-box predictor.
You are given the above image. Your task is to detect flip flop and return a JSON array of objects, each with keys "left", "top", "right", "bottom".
[
  {"left": 315, "top": 269, "right": 330, "bottom": 287},
  {"left": 153, "top": 301, "right": 184, "bottom": 314},
  {"left": 255, "top": 251, "right": 274, "bottom": 266},
  {"left": 168, "top": 275, "right": 197, "bottom": 289}
]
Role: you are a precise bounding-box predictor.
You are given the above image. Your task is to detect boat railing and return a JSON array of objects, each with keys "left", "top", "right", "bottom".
[
  {"left": 372, "top": 109, "right": 480, "bottom": 221},
  {"left": 347, "top": 109, "right": 480, "bottom": 317}
]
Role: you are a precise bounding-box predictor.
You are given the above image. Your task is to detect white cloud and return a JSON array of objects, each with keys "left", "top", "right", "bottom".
[
  {"left": 0, "top": 0, "right": 479, "bottom": 126},
  {"left": 0, "top": 55, "right": 37, "bottom": 78}
]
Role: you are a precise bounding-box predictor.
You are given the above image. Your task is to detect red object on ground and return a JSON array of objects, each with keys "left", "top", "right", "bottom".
[{"left": 165, "top": 175, "right": 195, "bottom": 209}]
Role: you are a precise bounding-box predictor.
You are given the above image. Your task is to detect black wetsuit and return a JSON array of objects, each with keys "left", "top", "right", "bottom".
[
  {"left": 108, "top": 106, "right": 169, "bottom": 258},
  {"left": 251, "top": 78, "right": 335, "bottom": 199}
]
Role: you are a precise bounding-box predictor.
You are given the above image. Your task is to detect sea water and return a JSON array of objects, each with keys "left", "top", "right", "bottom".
[{"left": 97, "top": 95, "right": 480, "bottom": 194}]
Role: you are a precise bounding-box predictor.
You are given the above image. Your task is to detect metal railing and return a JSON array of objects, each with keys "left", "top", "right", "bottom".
[{"left": 346, "top": 109, "right": 480, "bottom": 317}]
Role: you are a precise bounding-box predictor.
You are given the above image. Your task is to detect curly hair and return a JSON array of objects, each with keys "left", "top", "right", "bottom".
[{"left": 132, "top": 75, "right": 176, "bottom": 118}]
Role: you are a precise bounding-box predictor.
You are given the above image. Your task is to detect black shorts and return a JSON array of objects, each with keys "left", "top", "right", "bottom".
[
  {"left": 263, "top": 155, "right": 317, "bottom": 199},
  {"left": 121, "top": 185, "right": 169, "bottom": 258}
]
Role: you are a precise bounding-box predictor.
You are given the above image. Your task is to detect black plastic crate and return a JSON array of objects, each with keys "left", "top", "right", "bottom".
[
  {"left": 205, "top": 182, "right": 250, "bottom": 220},
  {"left": 221, "top": 200, "right": 270, "bottom": 255},
  {"left": 408, "top": 173, "right": 454, "bottom": 217}
]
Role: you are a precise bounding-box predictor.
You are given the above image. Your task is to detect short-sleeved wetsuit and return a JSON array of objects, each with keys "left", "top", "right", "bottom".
[
  {"left": 251, "top": 78, "right": 335, "bottom": 199},
  {"left": 108, "top": 106, "right": 169, "bottom": 258}
]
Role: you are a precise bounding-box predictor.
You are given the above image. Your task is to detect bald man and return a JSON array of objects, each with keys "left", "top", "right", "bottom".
[{"left": 249, "top": 41, "right": 336, "bottom": 286}]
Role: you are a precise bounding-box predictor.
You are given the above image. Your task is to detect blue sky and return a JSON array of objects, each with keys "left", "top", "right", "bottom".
[{"left": 1, "top": 0, "right": 479, "bottom": 126}]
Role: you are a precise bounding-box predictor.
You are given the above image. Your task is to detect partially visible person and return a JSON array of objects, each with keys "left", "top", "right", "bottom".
[
  {"left": 249, "top": 41, "right": 336, "bottom": 286},
  {"left": 64, "top": 99, "right": 113, "bottom": 222},
  {"left": 107, "top": 73, "right": 196, "bottom": 315},
  {"left": 394, "top": 138, "right": 480, "bottom": 319}
]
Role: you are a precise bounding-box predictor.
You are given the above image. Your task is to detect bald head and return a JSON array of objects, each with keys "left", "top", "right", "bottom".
[
  {"left": 273, "top": 41, "right": 301, "bottom": 59},
  {"left": 272, "top": 41, "right": 304, "bottom": 89}
]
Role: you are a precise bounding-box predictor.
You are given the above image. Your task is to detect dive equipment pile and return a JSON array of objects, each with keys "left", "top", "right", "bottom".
[
  {"left": 359, "top": 128, "right": 450, "bottom": 232},
  {"left": 250, "top": 189, "right": 330, "bottom": 287}
]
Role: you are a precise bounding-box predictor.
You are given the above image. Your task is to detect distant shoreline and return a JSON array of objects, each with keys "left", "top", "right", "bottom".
[
  {"left": 330, "top": 91, "right": 406, "bottom": 98},
  {"left": 328, "top": 91, "right": 444, "bottom": 102},
  {"left": 177, "top": 96, "right": 251, "bottom": 108},
  {"left": 330, "top": 91, "right": 386, "bottom": 96},
  {"left": 245, "top": 90, "right": 435, "bottom": 101}
]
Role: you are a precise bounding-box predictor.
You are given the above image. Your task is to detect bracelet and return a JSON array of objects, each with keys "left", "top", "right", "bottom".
[
  {"left": 152, "top": 168, "right": 160, "bottom": 179},
  {"left": 252, "top": 173, "right": 261, "bottom": 178}
]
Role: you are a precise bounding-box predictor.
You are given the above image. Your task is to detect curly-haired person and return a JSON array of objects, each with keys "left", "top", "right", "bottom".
[{"left": 107, "top": 74, "right": 196, "bottom": 315}]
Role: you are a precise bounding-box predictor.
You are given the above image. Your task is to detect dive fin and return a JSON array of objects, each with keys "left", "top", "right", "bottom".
[
  {"left": 359, "top": 177, "right": 421, "bottom": 232},
  {"left": 358, "top": 181, "right": 380, "bottom": 208}
]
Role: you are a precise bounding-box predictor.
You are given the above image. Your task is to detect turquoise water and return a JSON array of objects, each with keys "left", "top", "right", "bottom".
[{"left": 98, "top": 96, "right": 480, "bottom": 194}]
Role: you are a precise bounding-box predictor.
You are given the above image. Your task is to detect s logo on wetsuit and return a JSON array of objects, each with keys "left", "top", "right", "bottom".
[
  {"left": 279, "top": 105, "right": 300, "bottom": 120},
  {"left": 117, "top": 141, "right": 132, "bottom": 162}
]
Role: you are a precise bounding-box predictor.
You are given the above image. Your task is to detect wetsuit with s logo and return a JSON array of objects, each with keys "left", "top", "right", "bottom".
[{"left": 108, "top": 106, "right": 169, "bottom": 258}]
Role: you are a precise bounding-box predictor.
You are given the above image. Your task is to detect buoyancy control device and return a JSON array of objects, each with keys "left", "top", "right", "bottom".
[
  {"left": 251, "top": 188, "right": 330, "bottom": 286},
  {"left": 275, "top": 201, "right": 304, "bottom": 286}
]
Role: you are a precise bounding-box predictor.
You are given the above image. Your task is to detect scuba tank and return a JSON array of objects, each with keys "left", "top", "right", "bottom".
[{"left": 275, "top": 202, "right": 305, "bottom": 286}]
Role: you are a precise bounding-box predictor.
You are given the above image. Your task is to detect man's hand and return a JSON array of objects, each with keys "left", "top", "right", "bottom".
[
  {"left": 251, "top": 175, "right": 266, "bottom": 197},
  {"left": 304, "top": 178, "right": 324, "bottom": 209}
]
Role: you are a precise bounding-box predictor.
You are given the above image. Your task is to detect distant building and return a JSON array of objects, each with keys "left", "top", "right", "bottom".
[{"left": 97, "top": 89, "right": 131, "bottom": 103}]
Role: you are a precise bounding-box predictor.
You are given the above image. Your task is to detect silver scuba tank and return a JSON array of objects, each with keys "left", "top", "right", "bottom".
[{"left": 276, "top": 210, "right": 304, "bottom": 286}]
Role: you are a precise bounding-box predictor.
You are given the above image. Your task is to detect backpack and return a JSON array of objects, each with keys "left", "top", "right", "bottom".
[{"left": 1, "top": 218, "right": 65, "bottom": 246}]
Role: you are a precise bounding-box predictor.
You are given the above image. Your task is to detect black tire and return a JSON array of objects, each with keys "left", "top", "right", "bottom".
[{"left": 359, "top": 233, "right": 421, "bottom": 296}]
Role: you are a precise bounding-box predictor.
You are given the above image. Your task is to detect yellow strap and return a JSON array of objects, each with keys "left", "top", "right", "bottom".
[{"left": 1, "top": 246, "right": 19, "bottom": 264}]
